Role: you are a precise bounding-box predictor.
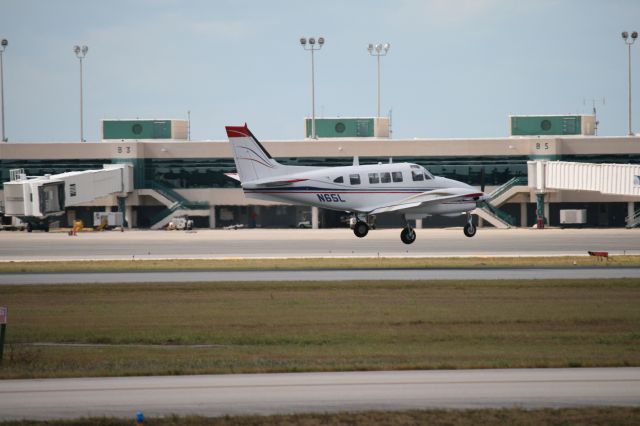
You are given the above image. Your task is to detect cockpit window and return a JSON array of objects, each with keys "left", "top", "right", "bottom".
[
  {"left": 410, "top": 164, "right": 433, "bottom": 181},
  {"left": 333, "top": 176, "right": 344, "bottom": 183},
  {"left": 412, "top": 170, "right": 424, "bottom": 181}
]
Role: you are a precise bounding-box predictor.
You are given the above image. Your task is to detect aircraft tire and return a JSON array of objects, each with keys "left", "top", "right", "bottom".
[
  {"left": 353, "top": 221, "right": 369, "bottom": 238},
  {"left": 400, "top": 227, "right": 416, "bottom": 244},
  {"left": 464, "top": 223, "right": 476, "bottom": 238}
]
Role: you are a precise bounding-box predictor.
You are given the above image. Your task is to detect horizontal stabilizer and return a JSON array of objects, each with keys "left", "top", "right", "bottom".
[{"left": 254, "top": 178, "right": 308, "bottom": 187}]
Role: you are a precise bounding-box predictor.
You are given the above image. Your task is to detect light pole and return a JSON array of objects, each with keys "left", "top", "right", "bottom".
[
  {"left": 0, "top": 38, "right": 7, "bottom": 142},
  {"left": 368, "top": 43, "right": 390, "bottom": 118},
  {"left": 300, "top": 36, "right": 324, "bottom": 139},
  {"left": 622, "top": 31, "right": 637, "bottom": 136},
  {"left": 74, "top": 45, "right": 88, "bottom": 142}
]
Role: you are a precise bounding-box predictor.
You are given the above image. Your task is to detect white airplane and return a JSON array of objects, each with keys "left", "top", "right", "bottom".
[{"left": 226, "top": 124, "right": 487, "bottom": 244}]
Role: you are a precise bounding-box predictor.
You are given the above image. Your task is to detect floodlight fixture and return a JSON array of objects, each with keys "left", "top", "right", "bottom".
[
  {"left": 299, "top": 36, "right": 325, "bottom": 139},
  {"left": 73, "top": 44, "right": 89, "bottom": 141},
  {"left": 622, "top": 31, "right": 638, "bottom": 135},
  {"left": 0, "top": 38, "right": 7, "bottom": 141},
  {"left": 368, "top": 41, "right": 391, "bottom": 118}
]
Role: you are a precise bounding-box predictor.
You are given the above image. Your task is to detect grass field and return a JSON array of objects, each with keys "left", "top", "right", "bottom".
[
  {"left": 1, "top": 279, "right": 639, "bottom": 379},
  {"left": 2, "top": 407, "right": 640, "bottom": 426},
  {"left": 0, "top": 255, "right": 639, "bottom": 273}
]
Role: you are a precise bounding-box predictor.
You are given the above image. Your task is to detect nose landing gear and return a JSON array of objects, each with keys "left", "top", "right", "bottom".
[{"left": 400, "top": 215, "right": 416, "bottom": 244}]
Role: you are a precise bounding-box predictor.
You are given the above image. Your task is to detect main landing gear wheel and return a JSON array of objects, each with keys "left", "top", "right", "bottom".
[
  {"left": 400, "top": 227, "right": 416, "bottom": 245},
  {"left": 463, "top": 222, "right": 477, "bottom": 238},
  {"left": 353, "top": 221, "right": 369, "bottom": 238}
]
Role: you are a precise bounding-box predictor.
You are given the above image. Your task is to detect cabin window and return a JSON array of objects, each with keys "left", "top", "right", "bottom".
[
  {"left": 392, "top": 171, "right": 403, "bottom": 182},
  {"left": 368, "top": 173, "right": 380, "bottom": 184},
  {"left": 380, "top": 172, "right": 391, "bottom": 183},
  {"left": 349, "top": 174, "right": 361, "bottom": 185},
  {"left": 333, "top": 176, "right": 344, "bottom": 183},
  {"left": 412, "top": 170, "right": 424, "bottom": 181}
]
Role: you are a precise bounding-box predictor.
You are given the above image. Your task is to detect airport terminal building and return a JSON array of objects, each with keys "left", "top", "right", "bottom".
[{"left": 1, "top": 116, "right": 640, "bottom": 230}]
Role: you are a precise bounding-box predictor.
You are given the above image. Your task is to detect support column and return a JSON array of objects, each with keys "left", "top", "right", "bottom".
[
  {"left": 536, "top": 193, "right": 545, "bottom": 229},
  {"left": 520, "top": 202, "right": 528, "bottom": 228},
  {"left": 544, "top": 202, "right": 550, "bottom": 227},
  {"left": 117, "top": 197, "right": 128, "bottom": 228},
  {"left": 311, "top": 207, "right": 319, "bottom": 229},
  {"left": 415, "top": 218, "right": 422, "bottom": 229},
  {"left": 628, "top": 201, "right": 636, "bottom": 224},
  {"left": 477, "top": 217, "right": 483, "bottom": 228},
  {"left": 125, "top": 205, "right": 133, "bottom": 229},
  {"left": 209, "top": 206, "right": 216, "bottom": 229}
]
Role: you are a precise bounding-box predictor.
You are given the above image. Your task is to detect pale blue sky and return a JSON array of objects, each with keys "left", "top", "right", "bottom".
[{"left": 2, "top": 0, "right": 640, "bottom": 141}]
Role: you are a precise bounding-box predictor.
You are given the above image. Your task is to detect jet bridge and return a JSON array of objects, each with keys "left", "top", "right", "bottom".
[
  {"left": 528, "top": 160, "right": 640, "bottom": 227},
  {"left": 3, "top": 164, "right": 133, "bottom": 229}
]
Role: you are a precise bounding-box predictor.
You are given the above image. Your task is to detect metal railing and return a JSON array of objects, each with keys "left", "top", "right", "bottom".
[
  {"left": 148, "top": 202, "right": 181, "bottom": 227},
  {"left": 479, "top": 201, "right": 516, "bottom": 226},
  {"left": 146, "top": 182, "right": 209, "bottom": 227},
  {"left": 487, "top": 176, "right": 528, "bottom": 203},
  {"left": 625, "top": 208, "right": 640, "bottom": 228},
  {"left": 148, "top": 181, "right": 209, "bottom": 209}
]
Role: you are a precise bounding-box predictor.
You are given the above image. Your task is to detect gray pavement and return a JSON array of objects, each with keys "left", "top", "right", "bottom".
[
  {"left": 1, "top": 368, "right": 638, "bottom": 420},
  {"left": 2, "top": 267, "right": 640, "bottom": 284},
  {"left": 0, "top": 228, "right": 639, "bottom": 260}
]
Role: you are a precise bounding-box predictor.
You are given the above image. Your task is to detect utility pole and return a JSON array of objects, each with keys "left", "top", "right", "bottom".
[
  {"left": 74, "top": 45, "right": 89, "bottom": 141},
  {"left": 300, "top": 36, "right": 325, "bottom": 139}
]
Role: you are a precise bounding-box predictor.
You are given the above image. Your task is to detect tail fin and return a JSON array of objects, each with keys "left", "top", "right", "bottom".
[{"left": 225, "top": 124, "right": 284, "bottom": 183}]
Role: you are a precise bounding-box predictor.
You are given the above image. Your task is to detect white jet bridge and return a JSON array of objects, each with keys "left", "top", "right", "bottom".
[
  {"left": 528, "top": 160, "right": 640, "bottom": 227},
  {"left": 3, "top": 164, "right": 133, "bottom": 231}
]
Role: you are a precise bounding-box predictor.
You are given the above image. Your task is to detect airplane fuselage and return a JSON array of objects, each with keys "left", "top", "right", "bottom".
[{"left": 242, "top": 162, "right": 479, "bottom": 216}]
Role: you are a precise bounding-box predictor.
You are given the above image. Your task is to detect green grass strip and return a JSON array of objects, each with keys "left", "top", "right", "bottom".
[{"left": 1, "top": 279, "right": 639, "bottom": 379}]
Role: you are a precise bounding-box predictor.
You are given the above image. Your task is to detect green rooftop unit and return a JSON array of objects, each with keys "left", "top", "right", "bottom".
[
  {"left": 101, "top": 119, "right": 188, "bottom": 140},
  {"left": 304, "top": 117, "right": 390, "bottom": 138},
  {"left": 509, "top": 115, "right": 595, "bottom": 136}
]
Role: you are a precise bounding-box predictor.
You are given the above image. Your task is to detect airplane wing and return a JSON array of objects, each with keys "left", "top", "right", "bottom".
[{"left": 368, "top": 189, "right": 484, "bottom": 215}]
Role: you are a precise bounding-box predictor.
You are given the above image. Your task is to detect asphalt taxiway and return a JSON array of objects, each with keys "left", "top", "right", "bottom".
[
  {"left": 0, "top": 228, "right": 639, "bottom": 260},
  {"left": 1, "top": 368, "right": 638, "bottom": 420},
  {"left": 1, "top": 267, "right": 640, "bottom": 284}
]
